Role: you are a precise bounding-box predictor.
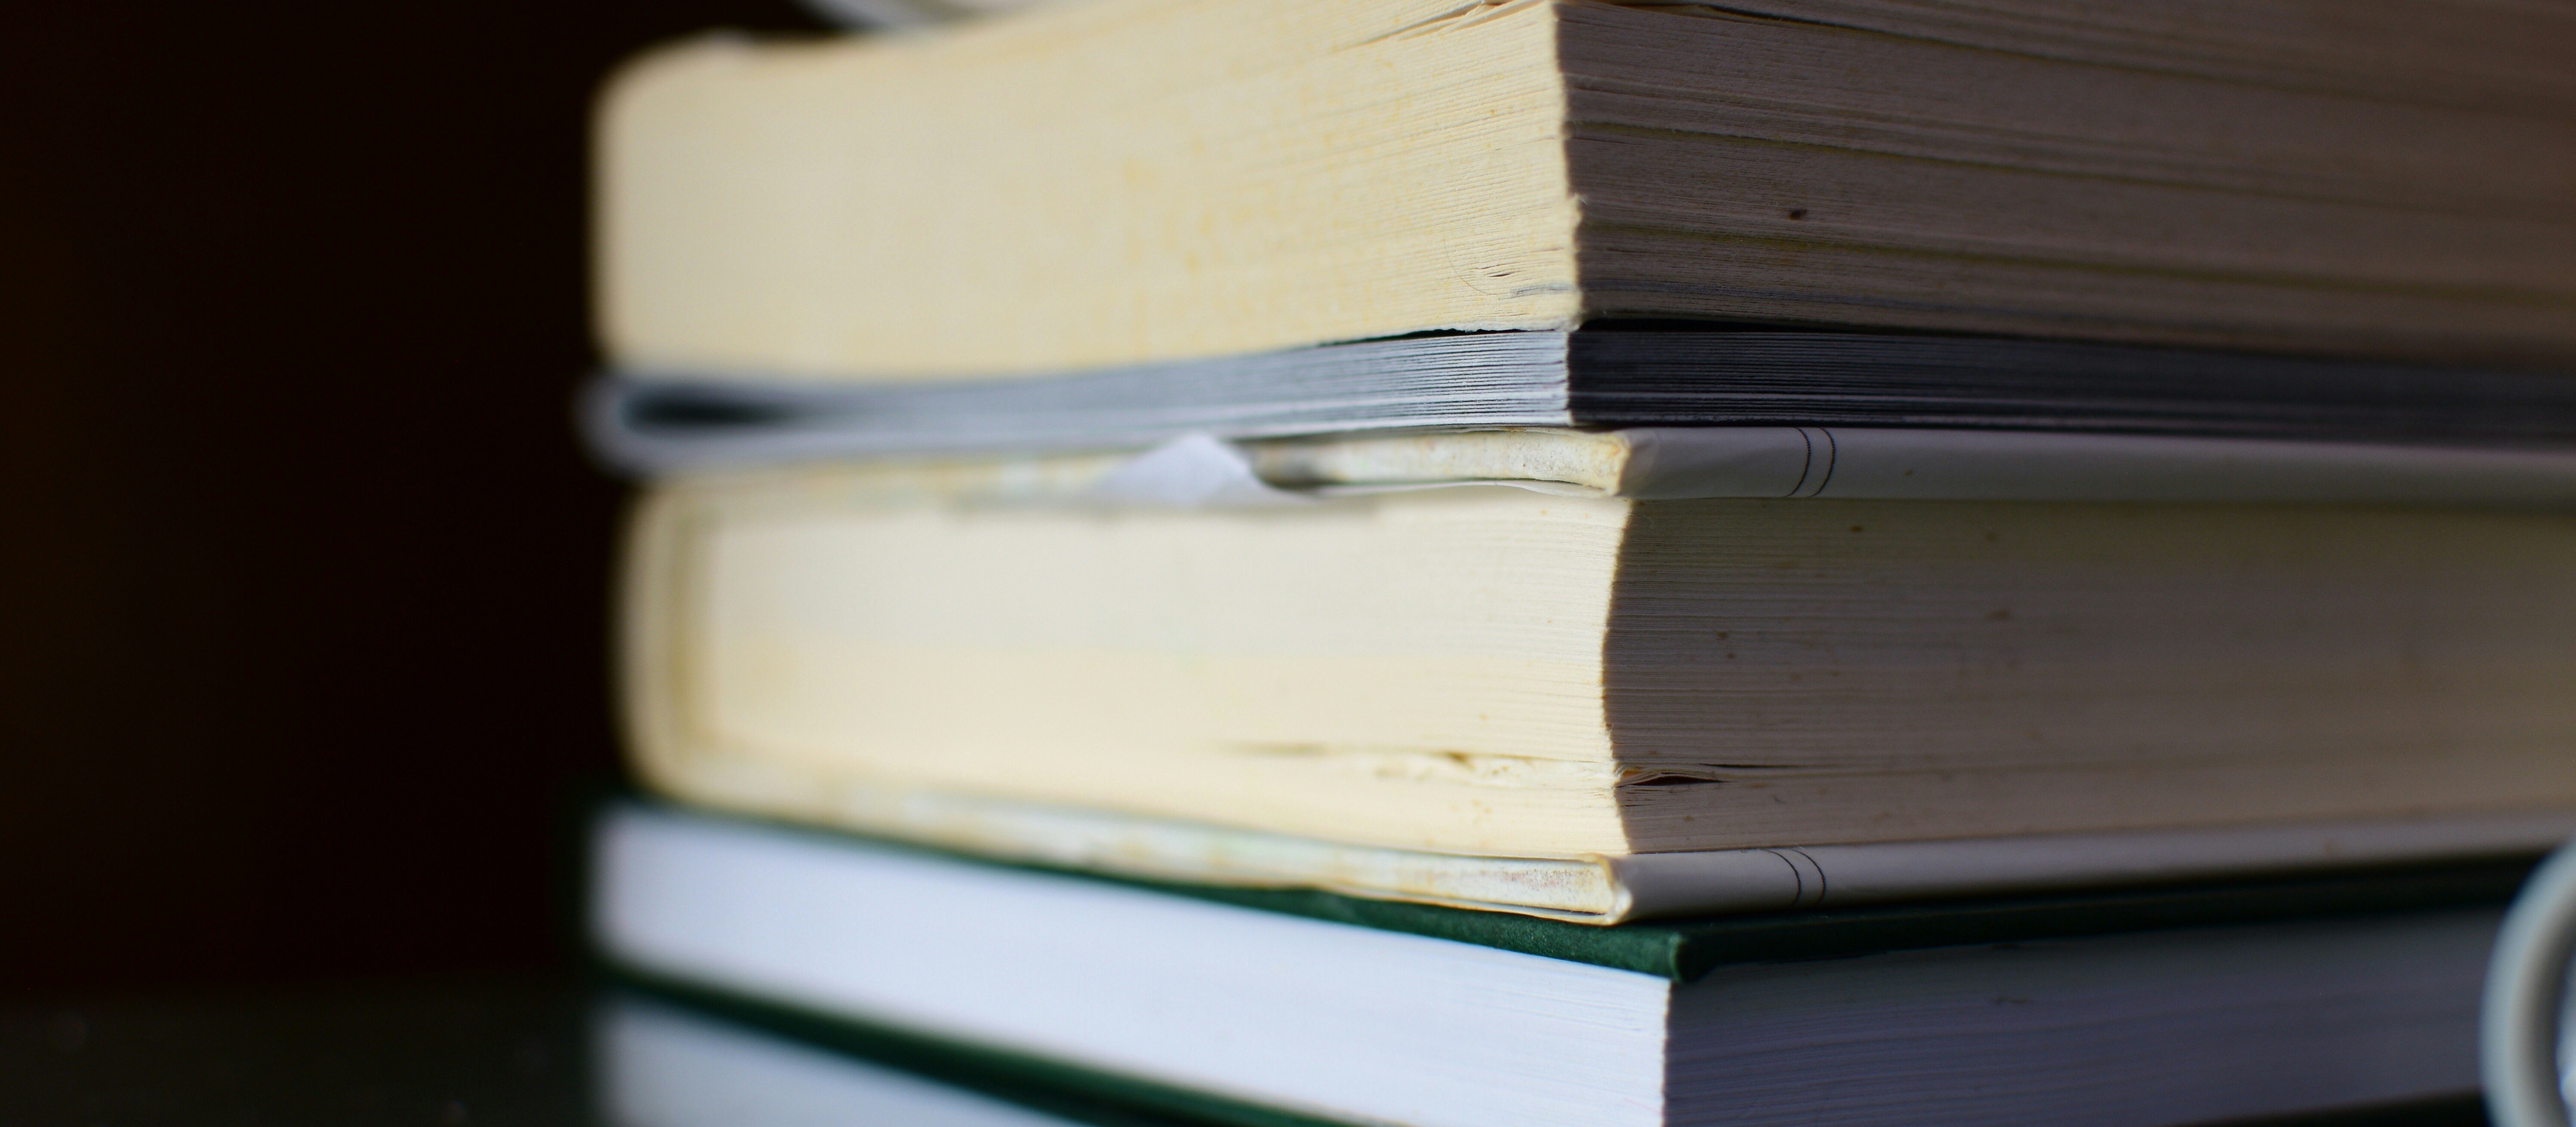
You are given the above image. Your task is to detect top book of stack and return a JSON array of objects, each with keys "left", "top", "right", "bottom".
[{"left": 597, "top": 0, "right": 2576, "bottom": 384}]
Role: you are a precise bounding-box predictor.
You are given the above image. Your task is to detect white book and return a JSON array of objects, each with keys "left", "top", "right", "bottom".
[
  {"left": 600, "top": 999, "right": 1094, "bottom": 1127},
  {"left": 593, "top": 803, "right": 2506, "bottom": 1127}
]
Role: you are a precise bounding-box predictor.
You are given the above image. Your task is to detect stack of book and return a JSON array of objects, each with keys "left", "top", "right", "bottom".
[{"left": 580, "top": 0, "right": 2576, "bottom": 1123}]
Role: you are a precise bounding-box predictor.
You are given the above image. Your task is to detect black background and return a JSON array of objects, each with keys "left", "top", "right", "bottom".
[{"left": 5, "top": 1, "right": 823, "bottom": 997}]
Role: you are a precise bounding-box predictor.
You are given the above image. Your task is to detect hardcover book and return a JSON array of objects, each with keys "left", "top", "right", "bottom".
[{"left": 593, "top": 801, "right": 2521, "bottom": 1127}]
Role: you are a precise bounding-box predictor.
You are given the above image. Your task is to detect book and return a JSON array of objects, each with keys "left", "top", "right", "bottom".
[
  {"left": 591, "top": 801, "right": 2517, "bottom": 1127},
  {"left": 604, "top": 991, "right": 2497, "bottom": 1127},
  {"left": 596, "top": 0, "right": 2576, "bottom": 383},
  {"left": 615, "top": 436, "right": 2576, "bottom": 918},
  {"left": 589, "top": 331, "right": 2576, "bottom": 473},
  {"left": 599, "top": 996, "right": 1206, "bottom": 1127}
]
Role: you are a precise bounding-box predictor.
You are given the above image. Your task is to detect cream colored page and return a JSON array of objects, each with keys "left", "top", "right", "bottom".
[
  {"left": 1555, "top": 4, "right": 2576, "bottom": 363},
  {"left": 1607, "top": 498, "right": 2576, "bottom": 773},
  {"left": 1702, "top": 0, "right": 2576, "bottom": 111},
  {"left": 598, "top": 0, "right": 1579, "bottom": 380},
  {"left": 670, "top": 488, "right": 1632, "bottom": 852}
]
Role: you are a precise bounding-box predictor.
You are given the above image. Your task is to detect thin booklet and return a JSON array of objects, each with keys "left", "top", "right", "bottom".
[{"left": 591, "top": 330, "right": 2576, "bottom": 473}]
